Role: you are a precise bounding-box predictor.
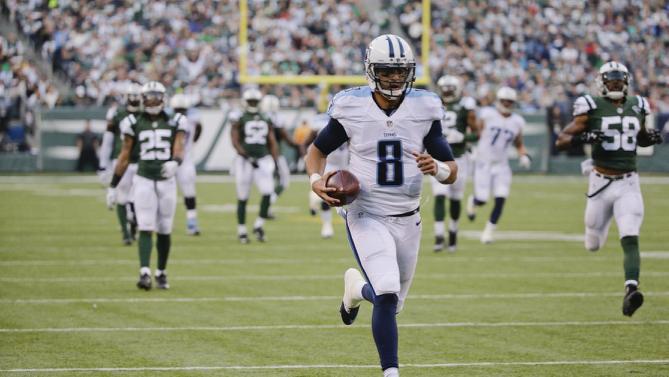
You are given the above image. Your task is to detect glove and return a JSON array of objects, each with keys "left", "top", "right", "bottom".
[
  {"left": 446, "top": 130, "right": 465, "bottom": 144},
  {"left": 96, "top": 168, "right": 110, "bottom": 186},
  {"left": 580, "top": 158, "right": 593, "bottom": 176},
  {"left": 106, "top": 188, "right": 116, "bottom": 210},
  {"left": 572, "top": 130, "right": 603, "bottom": 145},
  {"left": 249, "top": 157, "right": 259, "bottom": 169},
  {"left": 519, "top": 154, "right": 531, "bottom": 169},
  {"left": 647, "top": 128, "right": 663, "bottom": 145},
  {"left": 161, "top": 160, "right": 179, "bottom": 178}
]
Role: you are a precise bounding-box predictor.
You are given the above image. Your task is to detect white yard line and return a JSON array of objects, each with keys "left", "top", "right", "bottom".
[
  {"left": 3, "top": 291, "right": 669, "bottom": 305},
  {"left": 2, "top": 320, "right": 668, "bottom": 333},
  {"left": 2, "top": 271, "right": 669, "bottom": 283},
  {"left": 2, "top": 359, "right": 669, "bottom": 373}
]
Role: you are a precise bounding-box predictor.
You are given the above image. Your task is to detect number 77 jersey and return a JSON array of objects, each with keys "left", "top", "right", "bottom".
[
  {"left": 476, "top": 107, "right": 525, "bottom": 164},
  {"left": 573, "top": 94, "right": 650, "bottom": 171}
]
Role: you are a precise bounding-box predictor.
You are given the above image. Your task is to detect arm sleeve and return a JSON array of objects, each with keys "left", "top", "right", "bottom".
[
  {"left": 423, "top": 120, "right": 454, "bottom": 162},
  {"left": 98, "top": 131, "right": 115, "bottom": 169},
  {"left": 313, "top": 118, "right": 349, "bottom": 155}
]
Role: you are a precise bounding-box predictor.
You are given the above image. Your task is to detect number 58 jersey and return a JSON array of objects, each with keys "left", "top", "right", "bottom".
[
  {"left": 326, "top": 86, "right": 444, "bottom": 216},
  {"left": 476, "top": 106, "right": 525, "bottom": 164}
]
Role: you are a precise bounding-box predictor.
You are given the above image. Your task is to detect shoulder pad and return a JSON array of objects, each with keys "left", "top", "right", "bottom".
[
  {"left": 106, "top": 107, "right": 117, "bottom": 121},
  {"left": 406, "top": 89, "right": 443, "bottom": 121},
  {"left": 119, "top": 114, "right": 137, "bottom": 136},
  {"left": 573, "top": 95, "right": 596, "bottom": 116},
  {"left": 327, "top": 86, "right": 371, "bottom": 120},
  {"left": 636, "top": 95, "right": 651, "bottom": 115},
  {"left": 460, "top": 96, "right": 477, "bottom": 111}
]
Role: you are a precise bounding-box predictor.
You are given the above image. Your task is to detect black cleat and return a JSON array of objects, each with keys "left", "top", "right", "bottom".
[
  {"left": 448, "top": 230, "right": 457, "bottom": 252},
  {"left": 238, "top": 234, "right": 250, "bottom": 244},
  {"left": 340, "top": 301, "right": 360, "bottom": 326},
  {"left": 622, "top": 286, "right": 644, "bottom": 317},
  {"left": 136, "top": 273, "right": 152, "bottom": 291},
  {"left": 433, "top": 235, "right": 445, "bottom": 252},
  {"left": 253, "top": 227, "right": 266, "bottom": 242},
  {"left": 155, "top": 274, "right": 169, "bottom": 289},
  {"left": 123, "top": 237, "right": 132, "bottom": 246}
]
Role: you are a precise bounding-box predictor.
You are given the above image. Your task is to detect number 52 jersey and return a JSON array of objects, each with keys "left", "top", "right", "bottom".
[{"left": 326, "top": 86, "right": 445, "bottom": 216}]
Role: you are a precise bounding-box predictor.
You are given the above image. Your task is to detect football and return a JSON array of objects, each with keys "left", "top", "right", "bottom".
[{"left": 325, "top": 170, "right": 360, "bottom": 206}]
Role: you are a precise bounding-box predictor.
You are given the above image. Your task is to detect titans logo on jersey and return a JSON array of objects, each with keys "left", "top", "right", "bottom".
[{"left": 317, "top": 86, "right": 446, "bottom": 216}]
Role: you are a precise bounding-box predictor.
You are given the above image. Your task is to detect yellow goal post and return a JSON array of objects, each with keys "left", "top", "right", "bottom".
[{"left": 238, "top": 0, "right": 432, "bottom": 111}]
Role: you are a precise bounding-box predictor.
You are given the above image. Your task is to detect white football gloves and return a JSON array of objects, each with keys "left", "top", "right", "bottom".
[
  {"left": 519, "top": 154, "right": 531, "bottom": 169},
  {"left": 580, "top": 158, "right": 593, "bottom": 176},
  {"left": 446, "top": 130, "right": 465, "bottom": 144},
  {"left": 161, "top": 161, "right": 179, "bottom": 178},
  {"left": 106, "top": 188, "right": 117, "bottom": 210},
  {"left": 97, "top": 168, "right": 111, "bottom": 186}
]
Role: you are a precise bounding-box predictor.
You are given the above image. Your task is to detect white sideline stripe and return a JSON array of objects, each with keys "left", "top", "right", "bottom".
[
  {"left": 3, "top": 291, "right": 669, "bottom": 304},
  {"left": 2, "top": 320, "right": 668, "bottom": 333},
  {"left": 2, "top": 359, "right": 669, "bottom": 373},
  {"left": 3, "top": 271, "right": 669, "bottom": 283}
]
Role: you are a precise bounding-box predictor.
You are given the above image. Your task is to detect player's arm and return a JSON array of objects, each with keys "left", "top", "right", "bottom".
[
  {"left": 419, "top": 120, "right": 458, "bottom": 184},
  {"left": 465, "top": 109, "right": 480, "bottom": 141},
  {"left": 267, "top": 124, "right": 280, "bottom": 161},
  {"left": 636, "top": 98, "right": 663, "bottom": 147},
  {"left": 555, "top": 114, "right": 590, "bottom": 150},
  {"left": 193, "top": 122, "right": 203, "bottom": 143},
  {"left": 230, "top": 120, "right": 248, "bottom": 158},
  {"left": 514, "top": 129, "right": 532, "bottom": 169},
  {"left": 98, "top": 122, "right": 115, "bottom": 170},
  {"left": 305, "top": 118, "right": 348, "bottom": 206},
  {"left": 111, "top": 135, "right": 133, "bottom": 184}
]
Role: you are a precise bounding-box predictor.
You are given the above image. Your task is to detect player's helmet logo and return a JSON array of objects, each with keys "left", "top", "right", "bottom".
[
  {"left": 242, "top": 88, "right": 263, "bottom": 113},
  {"left": 437, "top": 75, "right": 462, "bottom": 103},
  {"left": 365, "top": 34, "right": 416, "bottom": 100},
  {"left": 597, "top": 61, "right": 629, "bottom": 100},
  {"left": 141, "top": 81, "right": 166, "bottom": 115}
]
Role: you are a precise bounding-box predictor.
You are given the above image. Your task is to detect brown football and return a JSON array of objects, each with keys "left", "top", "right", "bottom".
[{"left": 325, "top": 170, "right": 360, "bottom": 206}]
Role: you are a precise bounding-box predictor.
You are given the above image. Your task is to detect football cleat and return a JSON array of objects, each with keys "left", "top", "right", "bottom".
[
  {"left": 340, "top": 268, "right": 365, "bottom": 325},
  {"left": 480, "top": 223, "right": 495, "bottom": 244},
  {"left": 433, "top": 235, "right": 445, "bottom": 252},
  {"left": 466, "top": 195, "right": 476, "bottom": 221},
  {"left": 238, "top": 233, "right": 250, "bottom": 244},
  {"left": 321, "top": 223, "right": 334, "bottom": 239},
  {"left": 122, "top": 237, "right": 132, "bottom": 246},
  {"left": 622, "top": 286, "right": 644, "bottom": 317},
  {"left": 186, "top": 218, "right": 201, "bottom": 236},
  {"left": 155, "top": 274, "right": 169, "bottom": 289},
  {"left": 136, "top": 273, "right": 152, "bottom": 291},
  {"left": 253, "top": 227, "right": 266, "bottom": 242},
  {"left": 448, "top": 230, "right": 457, "bottom": 252}
]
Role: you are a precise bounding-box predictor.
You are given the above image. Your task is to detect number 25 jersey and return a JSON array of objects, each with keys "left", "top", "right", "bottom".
[{"left": 327, "top": 86, "right": 444, "bottom": 216}]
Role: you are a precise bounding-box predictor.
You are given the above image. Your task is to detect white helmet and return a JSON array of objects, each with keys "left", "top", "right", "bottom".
[
  {"left": 170, "top": 93, "right": 189, "bottom": 112},
  {"left": 436, "top": 75, "right": 462, "bottom": 103},
  {"left": 364, "top": 34, "right": 416, "bottom": 100},
  {"left": 242, "top": 88, "right": 263, "bottom": 113},
  {"left": 495, "top": 86, "right": 517, "bottom": 114},
  {"left": 141, "top": 81, "right": 166, "bottom": 115},
  {"left": 260, "top": 94, "right": 280, "bottom": 113},
  {"left": 596, "top": 61, "right": 629, "bottom": 100},
  {"left": 124, "top": 82, "right": 142, "bottom": 112}
]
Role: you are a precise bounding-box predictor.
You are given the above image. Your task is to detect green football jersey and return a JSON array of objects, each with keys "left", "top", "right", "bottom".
[
  {"left": 120, "top": 111, "right": 188, "bottom": 180},
  {"left": 442, "top": 97, "right": 476, "bottom": 157},
  {"left": 236, "top": 111, "right": 273, "bottom": 158},
  {"left": 108, "top": 107, "right": 141, "bottom": 163},
  {"left": 574, "top": 94, "right": 650, "bottom": 171}
]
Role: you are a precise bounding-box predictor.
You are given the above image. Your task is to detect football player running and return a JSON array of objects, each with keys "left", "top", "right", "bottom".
[
  {"left": 170, "top": 94, "right": 203, "bottom": 236},
  {"left": 99, "top": 82, "right": 142, "bottom": 245},
  {"left": 466, "top": 86, "right": 531, "bottom": 244},
  {"left": 556, "top": 61, "right": 663, "bottom": 317},
  {"left": 108, "top": 81, "right": 187, "bottom": 290},
  {"left": 306, "top": 34, "right": 457, "bottom": 377},
  {"left": 432, "top": 75, "right": 478, "bottom": 252},
  {"left": 260, "top": 94, "right": 301, "bottom": 219},
  {"left": 230, "top": 88, "right": 280, "bottom": 243}
]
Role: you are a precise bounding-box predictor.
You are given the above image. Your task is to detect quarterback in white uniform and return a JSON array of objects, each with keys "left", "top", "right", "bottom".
[
  {"left": 306, "top": 34, "right": 457, "bottom": 377},
  {"left": 466, "top": 87, "right": 531, "bottom": 244},
  {"left": 170, "top": 94, "right": 202, "bottom": 235}
]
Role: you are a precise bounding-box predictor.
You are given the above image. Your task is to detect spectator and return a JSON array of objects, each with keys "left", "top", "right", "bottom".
[{"left": 75, "top": 120, "right": 99, "bottom": 172}]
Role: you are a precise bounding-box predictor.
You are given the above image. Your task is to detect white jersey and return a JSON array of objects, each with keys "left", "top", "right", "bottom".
[
  {"left": 312, "top": 112, "right": 349, "bottom": 170},
  {"left": 476, "top": 106, "right": 525, "bottom": 163},
  {"left": 182, "top": 109, "right": 200, "bottom": 162},
  {"left": 328, "top": 86, "right": 443, "bottom": 215}
]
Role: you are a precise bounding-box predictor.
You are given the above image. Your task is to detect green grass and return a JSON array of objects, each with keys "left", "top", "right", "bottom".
[{"left": 1, "top": 174, "right": 668, "bottom": 377}]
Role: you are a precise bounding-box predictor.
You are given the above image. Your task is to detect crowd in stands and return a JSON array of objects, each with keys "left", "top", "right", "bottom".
[{"left": 2, "top": 0, "right": 669, "bottom": 122}]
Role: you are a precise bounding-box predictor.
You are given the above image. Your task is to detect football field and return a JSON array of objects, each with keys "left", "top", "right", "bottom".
[{"left": 1, "top": 174, "right": 668, "bottom": 377}]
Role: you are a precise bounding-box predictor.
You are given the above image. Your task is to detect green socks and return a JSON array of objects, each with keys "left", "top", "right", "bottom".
[
  {"left": 237, "top": 199, "right": 247, "bottom": 225},
  {"left": 260, "top": 194, "right": 271, "bottom": 219},
  {"left": 621, "top": 236, "right": 640, "bottom": 282},
  {"left": 433, "top": 195, "right": 445, "bottom": 222},
  {"left": 138, "top": 231, "right": 152, "bottom": 268},
  {"left": 157, "top": 234, "right": 171, "bottom": 271},
  {"left": 116, "top": 204, "right": 130, "bottom": 239}
]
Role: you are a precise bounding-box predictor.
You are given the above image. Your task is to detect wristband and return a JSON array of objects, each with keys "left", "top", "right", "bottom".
[
  {"left": 434, "top": 160, "right": 451, "bottom": 182},
  {"left": 309, "top": 173, "right": 322, "bottom": 185},
  {"left": 110, "top": 173, "right": 122, "bottom": 188},
  {"left": 173, "top": 157, "right": 183, "bottom": 165}
]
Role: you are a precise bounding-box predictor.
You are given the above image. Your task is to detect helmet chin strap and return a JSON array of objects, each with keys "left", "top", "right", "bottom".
[
  {"left": 605, "top": 91, "right": 625, "bottom": 100},
  {"left": 496, "top": 102, "right": 512, "bottom": 114},
  {"left": 145, "top": 106, "right": 162, "bottom": 115}
]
